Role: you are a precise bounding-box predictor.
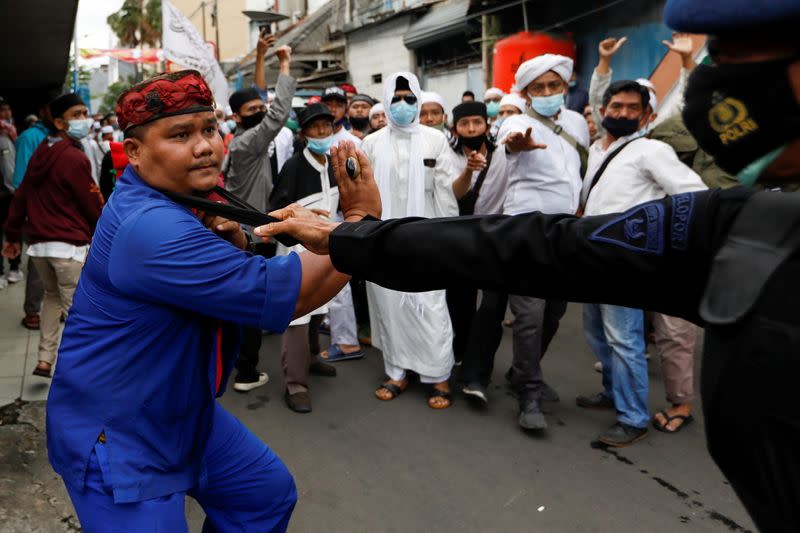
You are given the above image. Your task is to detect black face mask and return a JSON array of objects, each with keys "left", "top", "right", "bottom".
[
  {"left": 459, "top": 134, "right": 487, "bottom": 151},
  {"left": 682, "top": 58, "right": 800, "bottom": 176},
  {"left": 349, "top": 116, "right": 369, "bottom": 130},
  {"left": 241, "top": 111, "right": 266, "bottom": 130},
  {"left": 601, "top": 116, "right": 641, "bottom": 138}
]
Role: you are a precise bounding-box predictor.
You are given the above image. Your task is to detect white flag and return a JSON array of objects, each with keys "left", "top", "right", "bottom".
[{"left": 162, "top": 0, "right": 228, "bottom": 108}]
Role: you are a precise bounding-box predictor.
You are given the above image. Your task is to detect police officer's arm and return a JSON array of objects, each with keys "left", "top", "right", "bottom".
[{"left": 329, "top": 191, "right": 739, "bottom": 324}]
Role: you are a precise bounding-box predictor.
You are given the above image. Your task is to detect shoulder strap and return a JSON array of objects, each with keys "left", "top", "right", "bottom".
[
  {"left": 162, "top": 186, "right": 299, "bottom": 247},
  {"left": 700, "top": 191, "right": 800, "bottom": 325},
  {"left": 583, "top": 137, "right": 642, "bottom": 207},
  {"left": 526, "top": 108, "right": 588, "bottom": 177}
]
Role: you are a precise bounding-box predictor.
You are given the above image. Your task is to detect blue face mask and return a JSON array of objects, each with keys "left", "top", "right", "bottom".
[
  {"left": 225, "top": 119, "right": 237, "bottom": 133},
  {"left": 307, "top": 135, "right": 333, "bottom": 155},
  {"left": 486, "top": 101, "right": 500, "bottom": 118},
  {"left": 389, "top": 101, "right": 418, "bottom": 126},
  {"left": 529, "top": 93, "right": 564, "bottom": 117},
  {"left": 67, "top": 118, "right": 93, "bottom": 140}
]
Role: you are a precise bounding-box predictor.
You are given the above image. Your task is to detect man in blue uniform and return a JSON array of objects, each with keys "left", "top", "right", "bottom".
[
  {"left": 46, "top": 71, "right": 379, "bottom": 532},
  {"left": 259, "top": 1, "right": 800, "bottom": 530}
]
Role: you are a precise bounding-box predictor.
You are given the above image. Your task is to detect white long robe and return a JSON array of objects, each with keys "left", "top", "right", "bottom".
[{"left": 361, "top": 125, "right": 460, "bottom": 378}]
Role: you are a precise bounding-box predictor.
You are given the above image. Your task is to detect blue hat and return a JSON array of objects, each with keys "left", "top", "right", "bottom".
[{"left": 664, "top": 0, "right": 800, "bottom": 34}]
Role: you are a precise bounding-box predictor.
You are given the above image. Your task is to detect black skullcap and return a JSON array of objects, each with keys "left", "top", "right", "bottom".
[
  {"left": 50, "top": 93, "right": 85, "bottom": 119},
  {"left": 452, "top": 102, "right": 487, "bottom": 124},
  {"left": 395, "top": 76, "right": 410, "bottom": 92},
  {"left": 350, "top": 94, "right": 375, "bottom": 107},
  {"left": 229, "top": 88, "right": 261, "bottom": 114}
]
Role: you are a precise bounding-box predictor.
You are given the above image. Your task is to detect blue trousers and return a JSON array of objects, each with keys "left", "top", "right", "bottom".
[
  {"left": 65, "top": 403, "right": 297, "bottom": 532},
  {"left": 583, "top": 303, "right": 649, "bottom": 428}
]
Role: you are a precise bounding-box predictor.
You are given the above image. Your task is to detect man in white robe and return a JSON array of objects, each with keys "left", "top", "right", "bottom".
[{"left": 361, "top": 72, "right": 459, "bottom": 409}]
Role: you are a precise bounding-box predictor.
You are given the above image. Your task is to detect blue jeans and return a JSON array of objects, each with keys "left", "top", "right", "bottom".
[
  {"left": 583, "top": 303, "right": 649, "bottom": 428},
  {"left": 65, "top": 403, "right": 297, "bottom": 532}
]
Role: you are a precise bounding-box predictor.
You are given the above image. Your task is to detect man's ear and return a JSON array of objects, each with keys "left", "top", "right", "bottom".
[
  {"left": 599, "top": 106, "right": 607, "bottom": 118},
  {"left": 52, "top": 117, "right": 67, "bottom": 132},
  {"left": 123, "top": 138, "right": 142, "bottom": 168},
  {"left": 233, "top": 113, "right": 242, "bottom": 125}
]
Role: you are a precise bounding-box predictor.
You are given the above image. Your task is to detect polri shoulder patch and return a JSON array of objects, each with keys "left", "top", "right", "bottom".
[
  {"left": 670, "top": 192, "right": 695, "bottom": 251},
  {"left": 590, "top": 202, "right": 665, "bottom": 255}
]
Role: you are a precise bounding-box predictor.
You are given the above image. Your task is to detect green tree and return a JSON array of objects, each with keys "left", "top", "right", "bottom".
[
  {"left": 98, "top": 77, "right": 136, "bottom": 115},
  {"left": 107, "top": 0, "right": 162, "bottom": 48}
]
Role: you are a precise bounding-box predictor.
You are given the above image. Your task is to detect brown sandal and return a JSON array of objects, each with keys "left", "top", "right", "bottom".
[
  {"left": 32, "top": 363, "right": 52, "bottom": 378},
  {"left": 375, "top": 381, "right": 407, "bottom": 401},
  {"left": 21, "top": 314, "right": 40, "bottom": 330},
  {"left": 427, "top": 387, "right": 452, "bottom": 409}
]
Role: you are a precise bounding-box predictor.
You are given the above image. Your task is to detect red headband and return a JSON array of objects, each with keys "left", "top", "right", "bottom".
[{"left": 116, "top": 70, "right": 215, "bottom": 132}]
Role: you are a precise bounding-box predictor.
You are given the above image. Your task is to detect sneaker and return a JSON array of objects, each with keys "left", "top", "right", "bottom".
[
  {"left": 233, "top": 372, "right": 269, "bottom": 392},
  {"left": 0, "top": 278, "right": 7, "bottom": 290},
  {"left": 576, "top": 392, "right": 615, "bottom": 409},
  {"left": 518, "top": 398, "right": 547, "bottom": 430},
  {"left": 593, "top": 361, "right": 603, "bottom": 373},
  {"left": 597, "top": 422, "right": 648, "bottom": 447},
  {"left": 462, "top": 382, "right": 488, "bottom": 404},
  {"left": 6, "top": 270, "right": 23, "bottom": 283}
]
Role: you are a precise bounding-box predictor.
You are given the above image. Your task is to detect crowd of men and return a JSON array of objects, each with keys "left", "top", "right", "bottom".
[{"left": 0, "top": 31, "right": 729, "bottom": 448}]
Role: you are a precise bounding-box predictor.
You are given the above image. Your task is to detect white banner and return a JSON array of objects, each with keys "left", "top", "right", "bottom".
[{"left": 162, "top": 0, "right": 228, "bottom": 108}]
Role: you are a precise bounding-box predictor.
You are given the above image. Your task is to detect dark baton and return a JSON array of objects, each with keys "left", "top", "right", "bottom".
[{"left": 345, "top": 156, "right": 360, "bottom": 179}]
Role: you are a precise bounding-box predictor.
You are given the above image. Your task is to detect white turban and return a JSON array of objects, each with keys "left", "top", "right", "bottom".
[
  {"left": 636, "top": 78, "right": 658, "bottom": 111},
  {"left": 100, "top": 125, "right": 114, "bottom": 134},
  {"left": 499, "top": 93, "right": 527, "bottom": 113},
  {"left": 484, "top": 87, "right": 505, "bottom": 100},
  {"left": 369, "top": 102, "right": 385, "bottom": 119},
  {"left": 513, "top": 54, "right": 573, "bottom": 93},
  {"left": 420, "top": 91, "right": 446, "bottom": 112}
]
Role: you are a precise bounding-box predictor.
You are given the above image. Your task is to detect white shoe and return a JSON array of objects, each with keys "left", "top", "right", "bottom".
[
  {"left": 593, "top": 361, "right": 603, "bottom": 373},
  {"left": 6, "top": 270, "right": 23, "bottom": 283},
  {"left": 233, "top": 372, "right": 269, "bottom": 392},
  {"left": 0, "top": 278, "right": 8, "bottom": 290}
]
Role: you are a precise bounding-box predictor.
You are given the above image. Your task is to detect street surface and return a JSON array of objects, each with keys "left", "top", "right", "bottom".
[{"left": 0, "top": 276, "right": 756, "bottom": 532}]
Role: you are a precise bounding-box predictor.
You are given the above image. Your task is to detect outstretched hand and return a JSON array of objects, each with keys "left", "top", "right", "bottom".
[
  {"left": 502, "top": 127, "right": 547, "bottom": 153},
  {"left": 254, "top": 141, "right": 382, "bottom": 255},
  {"left": 662, "top": 32, "right": 696, "bottom": 69},
  {"left": 330, "top": 141, "right": 382, "bottom": 220}
]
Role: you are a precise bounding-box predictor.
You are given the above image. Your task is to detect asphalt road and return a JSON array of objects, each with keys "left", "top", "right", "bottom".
[{"left": 187, "top": 305, "right": 756, "bottom": 532}]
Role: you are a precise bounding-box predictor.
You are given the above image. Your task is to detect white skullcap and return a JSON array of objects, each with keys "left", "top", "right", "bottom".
[
  {"left": 484, "top": 87, "right": 505, "bottom": 100},
  {"left": 369, "top": 102, "right": 385, "bottom": 119},
  {"left": 92, "top": 121, "right": 102, "bottom": 130},
  {"left": 100, "top": 125, "right": 114, "bottom": 134},
  {"left": 499, "top": 93, "right": 527, "bottom": 113},
  {"left": 420, "top": 91, "right": 446, "bottom": 111},
  {"left": 513, "top": 54, "right": 573, "bottom": 92},
  {"left": 636, "top": 78, "right": 658, "bottom": 111}
]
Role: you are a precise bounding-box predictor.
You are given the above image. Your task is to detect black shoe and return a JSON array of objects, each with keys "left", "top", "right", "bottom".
[
  {"left": 597, "top": 422, "right": 648, "bottom": 447},
  {"left": 309, "top": 361, "right": 337, "bottom": 377},
  {"left": 462, "top": 382, "right": 488, "bottom": 404},
  {"left": 518, "top": 398, "right": 547, "bottom": 430},
  {"left": 540, "top": 381, "right": 560, "bottom": 402},
  {"left": 284, "top": 390, "right": 312, "bottom": 413},
  {"left": 576, "top": 392, "right": 615, "bottom": 410}
]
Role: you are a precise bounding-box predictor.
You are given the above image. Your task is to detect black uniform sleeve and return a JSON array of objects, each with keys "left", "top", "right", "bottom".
[
  {"left": 99, "top": 151, "right": 115, "bottom": 202},
  {"left": 330, "top": 189, "right": 751, "bottom": 324}
]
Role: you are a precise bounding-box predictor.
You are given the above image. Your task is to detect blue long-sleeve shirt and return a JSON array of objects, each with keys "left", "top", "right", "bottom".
[
  {"left": 12, "top": 122, "right": 48, "bottom": 189},
  {"left": 46, "top": 166, "right": 301, "bottom": 503}
]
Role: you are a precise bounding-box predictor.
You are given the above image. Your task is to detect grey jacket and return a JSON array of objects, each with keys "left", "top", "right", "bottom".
[{"left": 225, "top": 74, "right": 296, "bottom": 212}]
